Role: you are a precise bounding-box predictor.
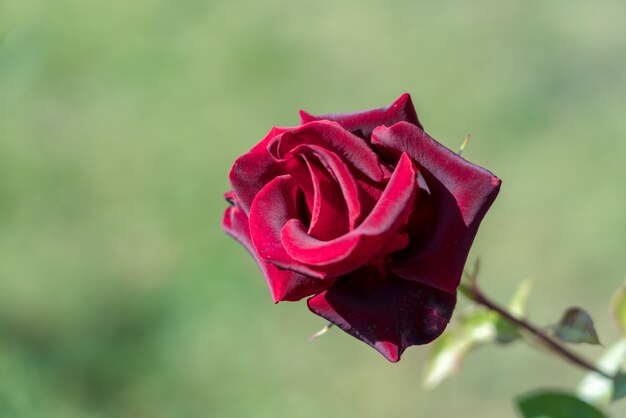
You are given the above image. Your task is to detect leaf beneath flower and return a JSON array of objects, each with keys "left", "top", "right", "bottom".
[
  {"left": 578, "top": 339, "right": 626, "bottom": 405},
  {"left": 552, "top": 307, "right": 601, "bottom": 345},
  {"left": 423, "top": 308, "right": 496, "bottom": 388},
  {"left": 426, "top": 278, "right": 534, "bottom": 387},
  {"left": 496, "top": 279, "right": 532, "bottom": 344},
  {"left": 516, "top": 391, "right": 608, "bottom": 418},
  {"left": 612, "top": 372, "right": 626, "bottom": 402},
  {"left": 611, "top": 278, "right": 626, "bottom": 337}
]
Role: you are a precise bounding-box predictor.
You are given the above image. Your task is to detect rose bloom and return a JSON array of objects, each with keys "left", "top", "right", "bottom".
[{"left": 223, "top": 94, "right": 500, "bottom": 362}]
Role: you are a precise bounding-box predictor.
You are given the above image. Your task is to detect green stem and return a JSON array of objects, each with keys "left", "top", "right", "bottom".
[{"left": 461, "top": 283, "right": 614, "bottom": 380}]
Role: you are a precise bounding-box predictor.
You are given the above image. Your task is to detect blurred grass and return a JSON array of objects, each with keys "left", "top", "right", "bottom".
[{"left": 1, "top": 0, "right": 625, "bottom": 417}]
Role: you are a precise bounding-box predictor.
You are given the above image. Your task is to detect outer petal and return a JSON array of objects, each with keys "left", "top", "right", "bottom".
[
  {"left": 307, "top": 268, "right": 456, "bottom": 362},
  {"left": 249, "top": 175, "right": 329, "bottom": 279},
  {"left": 280, "top": 153, "right": 417, "bottom": 278},
  {"left": 229, "top": 127, "right": 290, "bottom": 214},
  {"left": 371, "top": 122, "right": 501, "bottom": 294},
  {"left": 299, "top": 93, "right": 423, "bottom": 139},
  {"left": 222, "top": 192, "right": 333, "bottom": 302}
]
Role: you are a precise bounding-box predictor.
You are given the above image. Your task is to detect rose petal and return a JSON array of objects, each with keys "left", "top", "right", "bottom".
[
  {"left": 249, "top": 175, "right": 328, "bottom": 279},
  {"left": 270, "top": 144, "right": 362, "bottom": 233},
  {"left": 371, "top": 122, "right": 501, "bottom": 294},
  {"left": 268, "top": 121, "right": 386, "bottom": 183},
  {"left": 303, "top": 155, "right": 351, "bottom": 240},
  {"left": 307, "top": 268, "right": 456, "bottom": 362},
  {"left": 229, "top": 127, "right": 289, "bottom": 214},
  {"left": 222, "top": 193, "right": 333, "bottom": 302},
  {"left": 299, "top": 93, "right": 423, "bottom": 139},
  {"left": 280, "top": 153, "right": 417, "bottom": 277}
]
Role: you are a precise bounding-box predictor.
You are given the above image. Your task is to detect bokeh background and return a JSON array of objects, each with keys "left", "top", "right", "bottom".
[{"left": 1, "top": 0, "right": 625, "bottom": 417}]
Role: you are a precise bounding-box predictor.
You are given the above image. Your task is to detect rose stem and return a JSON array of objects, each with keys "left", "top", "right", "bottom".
[{"left": 460, "top": 283, "right": 614, "bottom": 380}]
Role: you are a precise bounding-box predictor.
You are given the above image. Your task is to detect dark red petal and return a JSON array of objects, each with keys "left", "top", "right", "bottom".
[
  {"left": 371, "top": 122, "right": 501, "bottom": 294},
  {"left": 368, "top": 229, "right": 410, "bottom": 265},
  {"left": 268, "top": 121, "right": 387, "bottom": 183},
  {"left": 299, "top": 93, "right": 423, "bottom": 138},
  {"left": 307, "top": 268, "right": 456, "bottom": 362},
  {"left": 229, "top": 127, "right": 289, "bottom": 214},
  {"left": 248, "top": 175, "right": 328, "bottom": 279},
  {"left": 280, "top": 153, "right": 417, "bottom": 277},
  {"left": 222, "top": 193, "right": 333, "bottom": 302},
  {"left": 301, "top": 155, "right": 350, "bottom": 240}
]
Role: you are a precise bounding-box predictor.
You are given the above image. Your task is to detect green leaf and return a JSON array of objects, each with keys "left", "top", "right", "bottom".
[
  {"left": 553, "top": 307, "right": 601, "bottom": 345},
  {"left": 495, "top": 317, "right": 520, "bottom": 344},
  {"left": 431, "top": 277, "right": 531, "bottom": 381},
  {"left": 423, "top": 308, "right": 496, "bottom": 388},
  {"left": 516, "top": 391, "right": 608, "bottom": 418},
  {"left": 496, "top": 279, "right": 533, "bottom": 344},
  {"left": 611, "top": 279, "right": 626, "bottom": 336},
  {"left": 612, "top": 372, "right": 626, "bottom": 402},
  {"left": 578, "top": 339, "right": 626, "bottom": 405},
  {"left": 509, "top": 279, "right": 532, "bottom": 317},
  {"left": 423, "top": 331, "right": 473, "bottom": 389}
]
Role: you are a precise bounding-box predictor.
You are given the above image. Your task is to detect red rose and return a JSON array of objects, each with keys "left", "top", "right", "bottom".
[{"left": 223, "top": 94, "right": 500, "bottom": 362}]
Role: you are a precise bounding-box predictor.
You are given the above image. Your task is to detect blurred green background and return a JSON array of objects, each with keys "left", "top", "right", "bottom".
[{"left": 1, "top": 0, "right": 625, "bottom": 417}]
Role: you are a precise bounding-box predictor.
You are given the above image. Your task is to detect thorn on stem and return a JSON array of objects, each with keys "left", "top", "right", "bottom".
[
  {"left": 458, "top": 134, "right": 471, "bottom": 155},
  {"left": 308, "top": 322, "right": 334, "bottom": 342},
  {"left": 463, "top": 258, "right": 481, "bottom": 285},
  {"left": 460, "top": 258, "right": 481, "bottom": 301}
]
